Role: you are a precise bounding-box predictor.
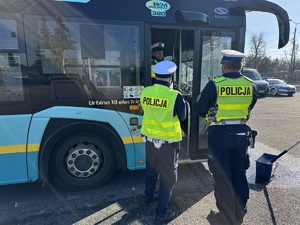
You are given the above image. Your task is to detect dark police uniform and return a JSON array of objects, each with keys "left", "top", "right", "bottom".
[
  {"left": 140, "top": 60, "right": 186, "bottom": 223},
  {"left": 196, "top": 50, "right": 258, "bottom": 225}
]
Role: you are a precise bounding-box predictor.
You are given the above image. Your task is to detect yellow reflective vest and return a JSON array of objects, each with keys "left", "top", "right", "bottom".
[
  {"left": 207, "top": 76, "right": 253, "bottom": 122},
  {"left": 140, "top": 84, "right": 182, "bottom": 142},
  {"left": 151, "top": 58, "right": 158, "bottom": 78}
]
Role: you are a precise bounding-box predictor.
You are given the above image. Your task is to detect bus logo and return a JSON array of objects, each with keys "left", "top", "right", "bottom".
[
  {"left": 214, "top": 7, "right": 228, "bottom": 15},
  {"left": 214, "top": 7, "right": 229, "bottom": 19},
  {"left": 146, "top": 0, "right": 171, "bottom": 17}
]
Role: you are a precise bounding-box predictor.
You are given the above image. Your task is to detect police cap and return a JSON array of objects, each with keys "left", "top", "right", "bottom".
[
  {"left": 151, "top": 42, "right": 165, "bottom": 52},
  {"left": 153, "top": 60, "right": 177, "bottom": 78},
  {"left": 221, "top": 49, "right": 245, "bottom": 62}
]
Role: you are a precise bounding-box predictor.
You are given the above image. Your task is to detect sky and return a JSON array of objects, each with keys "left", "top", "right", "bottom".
[
  {"left": 57, "top": 0, "right": 298, "bottom": 59},
  {"left": 245, "top": 0, "right": 300, "bottom": 59}
]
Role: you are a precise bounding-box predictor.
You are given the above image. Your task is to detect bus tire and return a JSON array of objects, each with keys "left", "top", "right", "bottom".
[{"left": 49, "top": 132, "right": 116, "bottom": 191}]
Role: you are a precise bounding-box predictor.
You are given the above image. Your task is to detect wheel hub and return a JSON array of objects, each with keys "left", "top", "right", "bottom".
[{"left": 66, "top": 145, "right": 101, "bottom": 178}]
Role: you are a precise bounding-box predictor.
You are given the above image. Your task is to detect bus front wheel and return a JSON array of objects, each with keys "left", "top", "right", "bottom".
[{"left": 49, "top": 132, "right": 116, "bottom": 191}]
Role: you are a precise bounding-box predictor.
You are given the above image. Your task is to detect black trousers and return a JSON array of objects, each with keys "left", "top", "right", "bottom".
[
  {"left": 208, "top": 133, "right": 249, "bottom": 224},
  {"left": 144, "top": 140, "right": 178, "bottom": 215}
]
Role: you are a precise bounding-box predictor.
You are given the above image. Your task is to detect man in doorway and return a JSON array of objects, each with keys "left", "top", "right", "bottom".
[{"left": 151, "top": 42, "right": 165, "bottom": 84}]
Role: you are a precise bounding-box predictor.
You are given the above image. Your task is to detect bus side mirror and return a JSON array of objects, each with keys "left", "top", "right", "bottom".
[{"left": 229, "top": 0, "right": 290, "bottom": 49}]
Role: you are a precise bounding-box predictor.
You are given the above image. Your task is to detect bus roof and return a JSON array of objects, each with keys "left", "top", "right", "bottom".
[
  {"left": 0, "top": 0, "right": 240, "bottom": 23},
  {"left": 0, "top": 0, "right": 289, "bottom": 48}
]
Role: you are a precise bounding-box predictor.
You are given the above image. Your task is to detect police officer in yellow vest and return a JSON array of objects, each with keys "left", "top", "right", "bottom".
[
  {"left": 140, "top": 60, "right": 186, "bottom": 224},
  {"left": 151, "top": 42, "right": 165, "bottom": 84},
  {"left": 196, "top": 50, "right": 258, "bottom": 225}
]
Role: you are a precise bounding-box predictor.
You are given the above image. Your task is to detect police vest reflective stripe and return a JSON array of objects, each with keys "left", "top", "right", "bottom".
[
  {"left": 140, "top": 84, "right": 182, "bottom": 142},
  {"left": 208, "top": 76, "right": 253, "bottom": 122}
]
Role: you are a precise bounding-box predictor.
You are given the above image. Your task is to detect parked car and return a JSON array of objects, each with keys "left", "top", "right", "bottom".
[
  {"left": 242, "top": 67, "right": 269, "bottom": 97},
  {"left": 265, "top": 78, "right": 296, "bottom": 96}
]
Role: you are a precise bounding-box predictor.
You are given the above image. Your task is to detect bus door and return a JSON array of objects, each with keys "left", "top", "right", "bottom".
[
  {"left": 151, "top": 28, "right": 236, "bottom": 160},
  {"left": 151, "top": 27, "right": 202, "bottom": 160}
]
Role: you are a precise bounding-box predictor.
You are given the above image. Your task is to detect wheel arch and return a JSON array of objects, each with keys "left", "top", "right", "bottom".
[{"left": 38, "top": 118, "right": 126, "bottom": 182}]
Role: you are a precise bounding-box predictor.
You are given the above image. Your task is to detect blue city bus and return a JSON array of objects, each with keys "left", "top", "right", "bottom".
[{"left": 0, "top": 0, "right": 289, "bottom": 191}]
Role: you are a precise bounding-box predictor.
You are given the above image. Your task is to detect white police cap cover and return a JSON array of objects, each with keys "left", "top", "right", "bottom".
[
  {"left": 151, "top": 42, "right": 165, "bottom": 52},
  {"left": 152, "top": 60, "right": 177, "bottom": 76},
  {"left": 221, "top": 49, "right": 245, "bottom": 61}
]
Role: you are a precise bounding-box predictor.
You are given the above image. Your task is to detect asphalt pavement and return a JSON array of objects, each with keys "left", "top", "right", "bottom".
[{"left": 169, "top": 141, "right": 300, "bottom": 225}]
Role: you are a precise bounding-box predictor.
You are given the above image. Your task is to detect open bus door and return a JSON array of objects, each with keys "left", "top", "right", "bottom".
[
  {"left": 150, "top": 27, "right": 240, "bottom": 161},
  {"left": 150, "top": 27, "right": 239, "bottom": 161},
  {"left": 150, "top": 27, "right": 232, "bottom": 161}
]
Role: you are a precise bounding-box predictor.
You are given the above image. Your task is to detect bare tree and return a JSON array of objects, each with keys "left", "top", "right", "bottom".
[
  {"left": 247, "top": 33, "right": 266, "bottom": 69},
  {"left": 283, "top": 29, "right": 299, "bottom": 82}
]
